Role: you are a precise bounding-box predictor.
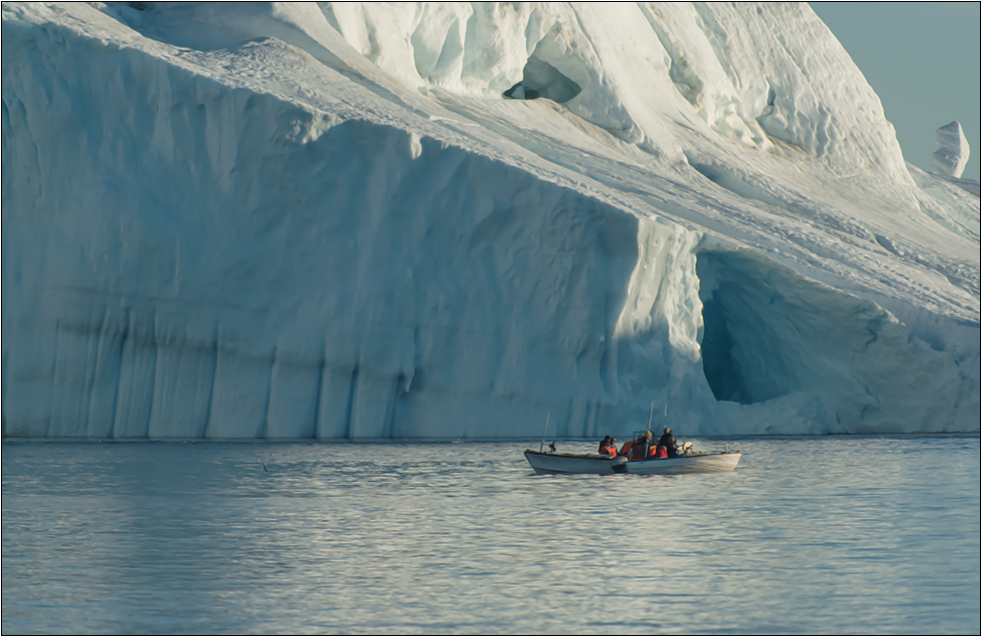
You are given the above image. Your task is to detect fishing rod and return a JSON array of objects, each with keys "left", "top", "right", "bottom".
[{"left": 644, "top": 400, "right": 654, "bottom": 457}]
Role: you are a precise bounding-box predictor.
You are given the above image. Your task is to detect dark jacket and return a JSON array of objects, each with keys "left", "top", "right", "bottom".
[{"left": 658, "top": 431, "right": 677, "bottom": 457}]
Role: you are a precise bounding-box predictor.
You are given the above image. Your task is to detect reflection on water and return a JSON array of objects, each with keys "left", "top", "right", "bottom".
[{"left": 3, "top": 436, "right": 980, "bottom": 635}]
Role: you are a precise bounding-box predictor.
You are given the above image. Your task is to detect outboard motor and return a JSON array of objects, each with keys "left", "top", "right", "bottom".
[{"left": 611, "top": 456, "right": 629, "bottom": 474}]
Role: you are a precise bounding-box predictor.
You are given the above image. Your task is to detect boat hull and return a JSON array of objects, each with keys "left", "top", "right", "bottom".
[{"left": 524, "top": 449, "right": 740, "bottom": 475}]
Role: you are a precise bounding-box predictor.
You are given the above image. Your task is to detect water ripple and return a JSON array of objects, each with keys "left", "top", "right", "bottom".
[{"left": 3, "top": 436, "right": 979, "bottom": 634}]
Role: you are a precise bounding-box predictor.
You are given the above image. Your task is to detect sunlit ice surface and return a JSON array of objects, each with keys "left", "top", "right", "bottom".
[{"left": 3, "top": 2, "right": 979, "bottom": 441}]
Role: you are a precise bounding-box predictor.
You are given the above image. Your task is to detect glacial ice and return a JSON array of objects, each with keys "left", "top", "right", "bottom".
[
  {"left": 931, "top": 121, "right": 971, "bottom": 179},
  {"left": 1, "top": 2, "right": 979, "bottom": 439}
]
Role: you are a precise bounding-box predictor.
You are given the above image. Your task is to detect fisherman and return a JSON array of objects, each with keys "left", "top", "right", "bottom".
[
  {"left": 598, "top": 435, "right": 618, "bottom": 456},
  {"left": 658, "top": 427, "right": 678, "bottom": 458}
]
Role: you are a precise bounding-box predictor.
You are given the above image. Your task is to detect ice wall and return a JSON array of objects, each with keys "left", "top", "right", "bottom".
[{"left": 2, "top": 2, "right": 978, "bottom": 439}]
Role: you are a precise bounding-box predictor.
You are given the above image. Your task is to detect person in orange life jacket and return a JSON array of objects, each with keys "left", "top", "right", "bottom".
[
  {"left": 649, "top": 444, "right": 668, "bottom": 459},
  {"left": 619, "top": 436, "right": 646, "bottom": 458},
  {"left": 626, "top": 431, "right": 651, "bottom": 460},
  {"left": 598, "top": 435, "right": 618, "bottom": 456},
  {"left": 618, "top": 439, "right": 634, "bottom": 457}
]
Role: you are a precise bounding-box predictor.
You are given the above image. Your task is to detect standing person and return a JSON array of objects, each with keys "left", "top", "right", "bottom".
[{"left": 658, "top": 427, "right": 677, "bottom": 458}]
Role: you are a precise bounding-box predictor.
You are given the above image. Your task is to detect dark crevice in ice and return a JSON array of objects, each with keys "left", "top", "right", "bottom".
[
  {"left": 503, "top": 54, "right": 581, "bottom": 103},
  {"left": 700, "top": 294, "right": 752, "bottom": 403},
  {"left": 696, "top": 251, "right": 801, "bottom": 405}
]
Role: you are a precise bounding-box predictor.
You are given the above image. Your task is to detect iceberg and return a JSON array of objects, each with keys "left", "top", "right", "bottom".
[
  {"left": 931, "top": 121, "right": 971, "bottom": 179},
  {"left": 2, "top": 2, "right": 978, "bottom": 439}
]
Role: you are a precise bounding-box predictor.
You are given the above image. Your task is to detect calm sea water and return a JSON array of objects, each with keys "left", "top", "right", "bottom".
[{"left": 2, "top": 436, "right": 979, "bottom": 635}]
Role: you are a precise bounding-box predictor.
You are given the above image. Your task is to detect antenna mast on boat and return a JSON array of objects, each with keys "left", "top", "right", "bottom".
[
  {"left": 539, "top": 409, "right": 551, "bottom": 452},
  {"left": 643, "top": 400, "right": 655, "bottom": 457}
]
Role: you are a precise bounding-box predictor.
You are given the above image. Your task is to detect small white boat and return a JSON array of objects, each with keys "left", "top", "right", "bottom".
[{"left": 523, "top": 448, "right": 741, "bottom": 475}]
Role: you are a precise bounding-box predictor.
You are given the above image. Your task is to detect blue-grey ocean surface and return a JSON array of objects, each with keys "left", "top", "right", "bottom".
[{"left": 2, "top": 436, "right": 979, "bottom": 635}]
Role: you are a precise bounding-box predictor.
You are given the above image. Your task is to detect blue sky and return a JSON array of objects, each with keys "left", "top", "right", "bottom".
[{"left": 809, "top": 2, "right": 981, "bottom": 182}]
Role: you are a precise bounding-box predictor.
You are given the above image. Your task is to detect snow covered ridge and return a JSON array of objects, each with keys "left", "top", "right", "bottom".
[{"left": 2, "top": 2, "right": 978, "bottom": 439}]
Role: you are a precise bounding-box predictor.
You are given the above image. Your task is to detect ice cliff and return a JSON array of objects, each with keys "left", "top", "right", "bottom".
[{"left": 2, "top": 2, "right": 979, "bottom": 439}]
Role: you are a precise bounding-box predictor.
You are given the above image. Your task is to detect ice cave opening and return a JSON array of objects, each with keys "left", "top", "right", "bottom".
[{"left": 696, "top": 251, "right": 806, "bottom": 405}]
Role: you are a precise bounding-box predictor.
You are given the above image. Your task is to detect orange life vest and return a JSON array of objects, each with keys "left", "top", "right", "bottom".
[{"left": 600, "top": 444, "right": 618, "bottom": 456}]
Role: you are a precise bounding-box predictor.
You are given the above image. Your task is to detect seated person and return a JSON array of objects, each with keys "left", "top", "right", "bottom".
[
  {"left": 630, "top": 432, "right": 651, "bottom": 460},
  {"left": 598, "top": 435, "right": 618, "bottom": 456},
  {"left": 648, "top": 444, "right": 668, "bottom": 459},
  {"left": 618, "top": 439, "right": 634, "bottom": 458}
]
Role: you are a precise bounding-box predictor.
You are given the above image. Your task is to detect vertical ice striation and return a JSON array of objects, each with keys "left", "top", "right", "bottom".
[{"left": 2, "top": 2, "right": 978, "bottom": 439}]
